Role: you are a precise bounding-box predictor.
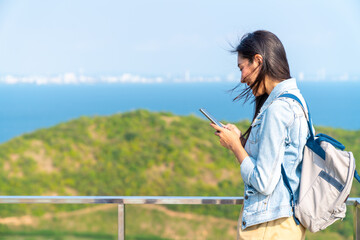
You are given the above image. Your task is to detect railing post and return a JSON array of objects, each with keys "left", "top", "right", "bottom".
[
  {"left": 354, "top": 202, "right": 360, "bottom": 240},
  {"left": 118, "top": 204, "right": 125, "bottom": 240}
]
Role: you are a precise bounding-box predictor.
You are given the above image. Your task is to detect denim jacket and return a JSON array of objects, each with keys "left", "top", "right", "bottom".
[{"left": 240, "top": 78, "right": 309, "bottom": 229}]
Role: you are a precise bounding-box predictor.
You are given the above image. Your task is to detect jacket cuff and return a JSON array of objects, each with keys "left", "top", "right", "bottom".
[{"left": 240, "top": 156, "right": 255, "bottom": 184}]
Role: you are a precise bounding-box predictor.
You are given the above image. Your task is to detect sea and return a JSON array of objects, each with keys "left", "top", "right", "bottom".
[{"left": 0, "top": 81, "right": 359, "bottom": 144}]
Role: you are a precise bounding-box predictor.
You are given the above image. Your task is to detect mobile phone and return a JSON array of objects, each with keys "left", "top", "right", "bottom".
[{"left": 199, "top": 108, "right": 223, "bottom": 127}]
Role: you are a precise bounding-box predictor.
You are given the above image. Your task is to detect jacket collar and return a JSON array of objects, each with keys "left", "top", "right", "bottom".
[{"left": 259, "top": 78, "right": 298, "bottom": 114}]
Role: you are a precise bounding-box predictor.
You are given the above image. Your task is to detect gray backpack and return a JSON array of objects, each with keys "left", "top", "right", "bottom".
[{"left": 279, "top": 93, "right": 360, "bottom": 233}]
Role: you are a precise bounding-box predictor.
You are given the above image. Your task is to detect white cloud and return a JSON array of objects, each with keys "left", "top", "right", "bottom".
[
  {"left": 63, "top": 73, "right": 77, "bottom": 84},
  {"left": 4, "top": 75, "right": 18, "bottom": 84},
  {"left": 226, "top": 73, "right": 236, "bottom": 82},
  {"left": 316, "top": 68, "right": 326, "bottom": 81},
  {"left": 298, "top": 72, "right": 304, "bottom": 81},
  {"left": 339, "top": 72, "right": 349, "bottom": 81}
]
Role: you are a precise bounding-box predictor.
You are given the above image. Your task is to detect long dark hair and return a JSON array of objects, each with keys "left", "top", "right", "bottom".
[{"left": 232, "top": 30, "right": 291, "bottom": 145}]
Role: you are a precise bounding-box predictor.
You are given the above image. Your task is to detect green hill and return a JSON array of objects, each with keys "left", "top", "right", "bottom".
[{"left": 0, "top": 109, "right": 359, "bottom": 239}]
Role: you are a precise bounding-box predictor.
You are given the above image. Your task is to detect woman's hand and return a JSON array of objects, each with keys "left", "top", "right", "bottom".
[
  {"left": 224, "top": 123, "right": 242, "bottom": 138},
  {"left": 210, "top": 123, "right": 248, "bottom": 164},
  {"left": 210, "top": 123, "right": 242, "bottom": 151}
]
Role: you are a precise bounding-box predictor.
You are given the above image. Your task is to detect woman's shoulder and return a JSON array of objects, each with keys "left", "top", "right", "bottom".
[
  {"left": 267, "top": 97, "right": 294, "bottom": 114},
  {"left": 264, "top": 97, "right": 297, "bottom": 127}
]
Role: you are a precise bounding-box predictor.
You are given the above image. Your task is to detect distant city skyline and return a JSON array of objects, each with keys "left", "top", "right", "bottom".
[
  {"left": 1, "top": 71, "right": 358, "bottom": 85},
  {"left": 0, "top": 0, "right": 359, "bottom": 81}
]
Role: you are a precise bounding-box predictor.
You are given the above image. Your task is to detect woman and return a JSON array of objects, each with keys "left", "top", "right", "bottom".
[{"left": 211, "top": 30, "right": 308, "bottom": 239}]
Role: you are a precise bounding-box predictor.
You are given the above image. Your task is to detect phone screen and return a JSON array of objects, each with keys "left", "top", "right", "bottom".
[{"left": 199, "top": 108, "right": 223, "bottom": 127}]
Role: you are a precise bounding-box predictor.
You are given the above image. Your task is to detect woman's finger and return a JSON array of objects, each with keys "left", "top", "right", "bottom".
[
  {"left": 220, "top": 139, "right": 226, "bottom": 147},
  {"left": 210, "top": 123, "right": 223, "bottom": 132}
]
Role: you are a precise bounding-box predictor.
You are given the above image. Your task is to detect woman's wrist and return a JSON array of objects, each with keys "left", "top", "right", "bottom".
[{"left": 231, "top": 141, "right": 248, "bottom": 164}]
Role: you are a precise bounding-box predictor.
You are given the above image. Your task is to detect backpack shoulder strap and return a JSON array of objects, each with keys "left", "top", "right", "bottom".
[
  {"left": 281, "top": 164, "right": 301, "bottom": 225},
  {"left": 355, "top": 170, "right": 360, "bottom": 183}
]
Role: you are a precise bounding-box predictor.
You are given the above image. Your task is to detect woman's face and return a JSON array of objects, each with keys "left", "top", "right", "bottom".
[{"left": 237, "top": 54, "right": 265, "bottom": 96}]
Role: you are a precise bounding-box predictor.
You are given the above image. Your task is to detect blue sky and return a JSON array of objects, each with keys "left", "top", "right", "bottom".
[{"left": 0, "top": 0, "right": 359, "bottom": 81}]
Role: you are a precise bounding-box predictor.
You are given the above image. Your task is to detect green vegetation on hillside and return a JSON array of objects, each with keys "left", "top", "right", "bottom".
[
  {"left": 0, "top": 109, "right": 358, "bottom": 239},
  {"left": 0, "top": 110, "right": 247, "bottom": 218}
]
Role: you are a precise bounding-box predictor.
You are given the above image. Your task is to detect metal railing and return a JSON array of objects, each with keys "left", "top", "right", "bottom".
[{"left": 0, "top": 196, "right": 359, "bottom": 239}]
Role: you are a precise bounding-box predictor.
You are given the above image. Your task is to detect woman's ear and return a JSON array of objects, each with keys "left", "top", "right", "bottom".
[{"left": 254, "top": 54, "right": 263, "bottom": 65}]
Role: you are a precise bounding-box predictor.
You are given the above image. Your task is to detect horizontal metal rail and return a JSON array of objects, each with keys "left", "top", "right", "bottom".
[
  {"left": 0, "top": 196, "right": 359, "bottom": 239},
  {"left": 0, "top": 196, "right": 244, "bottom": 204}
]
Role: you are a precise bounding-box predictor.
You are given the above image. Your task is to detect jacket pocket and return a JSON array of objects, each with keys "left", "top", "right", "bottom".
[
  {"left": 248, "top": 117, "right": 262, "bottom": 144},
  {"left": 244, "top": 185, "right": 262, "bottom": 213}
]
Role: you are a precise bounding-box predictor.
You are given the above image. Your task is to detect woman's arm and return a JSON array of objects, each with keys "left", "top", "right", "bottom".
[
  {"left": 241, "top": 100, "right": 294, "bottom": 195},
  {"left": 212, "top": 100, "right": 294, "bottom": 196}
]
